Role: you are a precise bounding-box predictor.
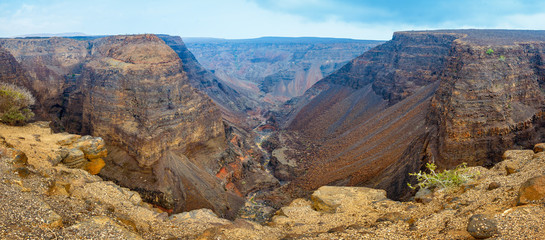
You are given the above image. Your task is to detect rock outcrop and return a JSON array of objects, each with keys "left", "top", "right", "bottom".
[
  {"left": 0, "top": 123, "right": 242, "bottom": 239},
  {"left": 0, "top": 35, "right": 249, "bottom": 217},
  {"left": 158, "top": 35, "right": 260, "bottom": 127},
  {"left": 277, "top": 30, "right": 545, "bottom": 201}
]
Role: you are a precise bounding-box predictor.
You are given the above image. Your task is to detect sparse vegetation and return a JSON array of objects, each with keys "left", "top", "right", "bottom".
[
  {"left": 499, "top": 55, "right": 506, "bottom": 61},
  {"left": 486, "top": 48, "right": 494, "bottom": 55},
  {"left": 0, "top": 82, "right": 35, "bottom": 125},
  {"left": 407, "top": 162, "right": 476, "bottom": 190}
]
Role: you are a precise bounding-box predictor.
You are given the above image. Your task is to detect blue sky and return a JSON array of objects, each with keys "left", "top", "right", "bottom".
[{"left": 1, "top": 0, "right": 544, "bottom": 40}]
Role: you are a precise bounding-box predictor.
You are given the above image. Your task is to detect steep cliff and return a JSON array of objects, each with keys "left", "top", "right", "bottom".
[
  {"left": 282, "top": 30, "right": 545, "bottom": 200},
  {"left": 0, "top": 47, "right": 31, "bottom": 87},
  {"left": 185, "top": 37, "right": 383, "bottom": 103},
  {"left": 430, "top": 32, "right": 545, "bottom": 168},
  {"left": 0, "top": 35, "right": 249, "bottom": 217},
  {"left": 0, "top": 38, "right": 90, "bottom": 123},
  {"left": 158, "top": 35, "right": 260, "bottom": 126}
]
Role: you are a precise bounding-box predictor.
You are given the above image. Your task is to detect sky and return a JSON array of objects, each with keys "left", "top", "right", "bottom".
[{"left": 1, "top": 0, "right": 545, "bottom": 40}]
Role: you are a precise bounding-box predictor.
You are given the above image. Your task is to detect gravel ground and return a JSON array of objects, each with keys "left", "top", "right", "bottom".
[{"left": 2, "top": 122, "right": 545, "bottom": 239}]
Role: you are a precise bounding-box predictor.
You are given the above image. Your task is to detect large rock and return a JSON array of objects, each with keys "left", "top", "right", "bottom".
[
  {"left": 517, "top": 175, "right": 545, "bottom": 205},
  {"left": 534, "top": 143, "right": 545, "bottom": 153},
  {"left": 467, "top": 214, "right": 498, "bottom": 239},
  {"left": 310, "top": 186, "right": 387, "bottom": 213},
  {"left": 71, "top": 181, "right": 159, "bottom": 231},
  {"left": 169, "top": 208, "right": 230, "bottom": 225},
  {"left": 58, "top": 135, "right": 107, "bottom": 174}
]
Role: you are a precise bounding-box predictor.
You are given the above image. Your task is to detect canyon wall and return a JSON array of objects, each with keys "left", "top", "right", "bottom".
[
  {"left": 159, "top": 35, "right": 261, "bottom": 126},
  {"left": 0, "top": 35, "right": 260, "bottom": 218},
  {"left": 282, "top": 30, "right": 545, "bottom": 199}
]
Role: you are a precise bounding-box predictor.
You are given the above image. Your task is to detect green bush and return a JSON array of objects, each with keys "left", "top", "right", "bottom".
[
  {"left": 407, "top": 162, "right": 476, "bottom": 191},
  {"left": 486, "top": 48, "right": 494, "bottom": 55},
  {"left": 0, "top": 82, "right": 35, "bottom": 125}
]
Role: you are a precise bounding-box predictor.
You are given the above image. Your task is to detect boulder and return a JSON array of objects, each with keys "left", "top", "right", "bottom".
[
  {"left": 517, "top": 175, "right": 545, "bottom": 205},
  {"left": 502, "top": 150, "right": 534, "bottom": 161},
  {"left": 59, "top": 136, "right": 107, "bottom": 174},
  {"left": 169, "top": 208, "right": 230, "bottom": 225},
  {"left": 73, "top": 136, "right": 107, "bottom": 159},
  {"left": 487, "top": 182, "right": 501, "bottom": 191},
  {"left": 467, "top": 214, "right": 498, "bottom": 239},
  {"left": 62, "top": 148, "right": 86, "bottom": 169},
  {"left": 56, "top": 134, "right": 81, "bottom": 146},
  {"left": 414, "top": 188, "right": 433, "bottom": 203},
  {"left": 534, "top": 143, "right": 545, "bottom": 153},
  {"left": 311, "top": 186, "right": 387, "bottom": 213},
  {"left": 0, "top": 136, "right": 28, "bottom": 165}
]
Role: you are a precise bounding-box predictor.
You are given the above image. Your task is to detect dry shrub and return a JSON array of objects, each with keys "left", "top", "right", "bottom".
[{"left": 0, "top": 82, "right": 35, "bottom": 125}]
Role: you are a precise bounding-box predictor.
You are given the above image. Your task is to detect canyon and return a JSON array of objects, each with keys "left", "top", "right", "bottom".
[
  {"left": 185, "top": 37, "right": 383, "bottom": 104},
  {"left": 0, "top": 34, "right": 379, "bottom": 219},
  {"left": 2, "top": 29, "right": 545, "bottom": 239},
  {"left": 271, "top": 30, "right": 545, "bottom": 201}
]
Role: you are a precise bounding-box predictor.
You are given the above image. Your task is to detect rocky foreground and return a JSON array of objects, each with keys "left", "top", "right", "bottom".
[{"left": 1, "top": 122, "right": 545, "bottom": 239}]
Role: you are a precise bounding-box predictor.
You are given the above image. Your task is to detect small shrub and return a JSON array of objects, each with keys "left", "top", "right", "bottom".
[
  {"left": 407, "top": 162, "right": 476, "bottom": 191},
  {"left": 499, "top": 55, "right": 506, "bottom": 61},
  {"left": 486, "top": 48, "right": 494, "bottom": 55},
  {"left": 0, "top": 82, "right": 35, "bottom": 125}
]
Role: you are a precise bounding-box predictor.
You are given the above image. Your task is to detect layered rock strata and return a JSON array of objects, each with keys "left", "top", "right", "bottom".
[
  {"left": 281, "top": 30, "right": 545, "bottom": 200},
  {"left": 0, "top": 35, "right": 251, "bottom": 217}
]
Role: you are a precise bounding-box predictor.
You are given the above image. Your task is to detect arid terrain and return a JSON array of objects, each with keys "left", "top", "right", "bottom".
[{"left": 2, "top": 29, "right": 545, "bottom": 239}]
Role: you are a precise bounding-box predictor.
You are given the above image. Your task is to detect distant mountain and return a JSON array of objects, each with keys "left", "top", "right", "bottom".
[{"left": 184, "top": 37, "right": 384, "bottom": 103}]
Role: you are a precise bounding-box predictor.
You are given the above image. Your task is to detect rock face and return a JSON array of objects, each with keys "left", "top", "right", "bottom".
[
  {"left": 158, "top": 35, "right": 259, "bottom": 126},
  {"left": 0, "top": 47, "right": 32, "bottom": 93},
  {"left": 0, "top": 37, "right": 90, "bottom": 122},
  {"left": 280, "top": 30, "right": 545, "bottom": 200},
  {"left": 0, "top": 35, "right": 246, "bottom": 217},
  {"left": 185, "top": 37, "right": 383, "bottom": 103}
]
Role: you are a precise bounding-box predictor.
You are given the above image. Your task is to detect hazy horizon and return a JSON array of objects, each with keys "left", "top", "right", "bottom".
[{"left": 1, "top": 0, "right": 545, "bottom": 40}]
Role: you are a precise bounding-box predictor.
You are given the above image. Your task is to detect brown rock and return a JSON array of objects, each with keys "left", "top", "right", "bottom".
[
  {"left": 169, "top": 209, "right": 230, "bottom": 225},
  {"left": 73, "top": 136, "right": 107, "bottom": 160},
  {"left": 84, "top": 158, "right": 106, "bottom": 175},
  {"left": 517, "top": 175, "right": 545, "bottom": 205},
  {"left": 505, "top": 163, "right": 518, "bottom": 175},
  {"left": 487, "top": 182, "right": 501, "bottom": 191},
  {"left": 467, "top": 214, "right": 498, "bottom": 239},
  {"left": 534, "top": 143, "right": 545, "bottom": 153},
  {"left": 414, "top": 188, "right": 433, "bottom": 203},
  {"left": 61, "top": 148, "right": 86, "bottom": 169},
  {"left": 311, "top": 186, "right": 387, "bottom": 213}
]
